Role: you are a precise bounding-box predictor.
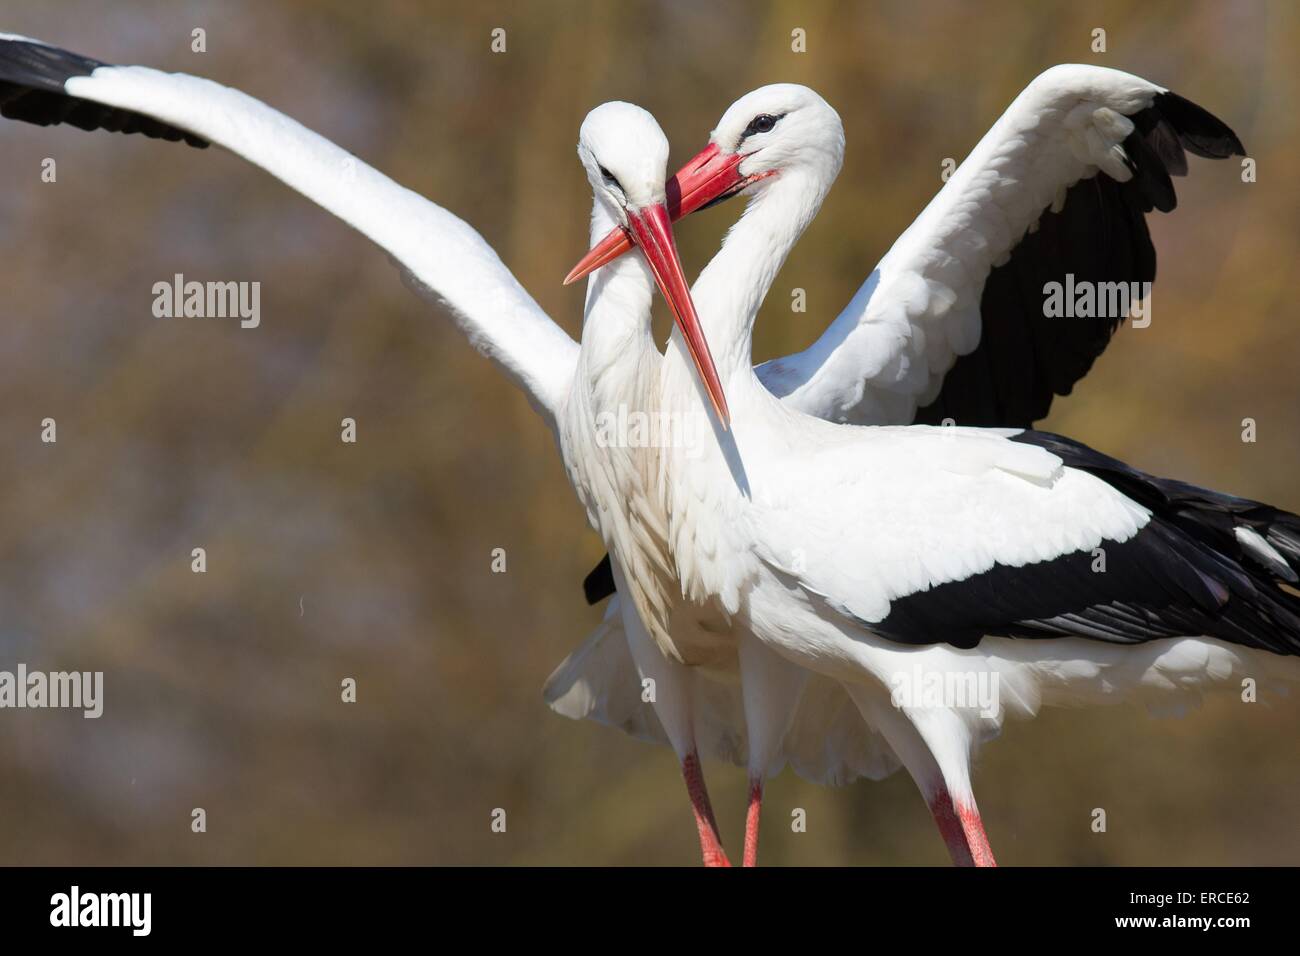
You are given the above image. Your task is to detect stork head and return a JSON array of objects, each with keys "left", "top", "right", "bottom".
[
  {"left": 577, "top": 102, "right": 672, "bottom": 220},
  {"left": 565, "top": 85, "right": 843, "bottom": 284},
  {"left": 572, "top": 102, "right": 729, "bottom": 428},
  {"left": 702, "top": 83, "right": 845, "bottom": 203}
]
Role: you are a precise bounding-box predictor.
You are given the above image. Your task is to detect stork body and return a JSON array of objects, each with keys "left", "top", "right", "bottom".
[
  {"left": 557, "top": 69, "right": 1282, "bottom": 866},
  {"left": 658, "top": 72, "right": 1297, "bottom": 866},
  {"left": 558, "top": 110, "right": 733, "bottom": 864}
]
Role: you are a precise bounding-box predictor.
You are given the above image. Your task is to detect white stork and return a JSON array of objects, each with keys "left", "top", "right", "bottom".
[
  {"left": 0, "top": 35, "right": 742, "bottom": 866},
  {"left": 553, "top": 71, "right": 1285, "bottom": 867}
]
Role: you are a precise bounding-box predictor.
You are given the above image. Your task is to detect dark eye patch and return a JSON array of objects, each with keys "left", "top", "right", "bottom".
[
  {"left": 597, "top": 164, "right": 623, "bottom": 190},
  {"left": 741, "top": 113, "right": 783, "bottom": 140}
]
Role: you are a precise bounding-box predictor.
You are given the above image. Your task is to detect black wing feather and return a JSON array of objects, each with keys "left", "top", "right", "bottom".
[
  {"left": 873, "top": 431, "right": 1300, "bottom": 656},
  {"left": 913, "top": 90, "right": 1243, "bottom": 428},
  {"left": 0, "top": 36, "right": 207, "bottom": 147},
  {"left": 583, "top": 554, "right": 615, "bottom": 606}
]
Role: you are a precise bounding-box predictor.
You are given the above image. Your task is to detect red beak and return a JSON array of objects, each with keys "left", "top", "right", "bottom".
[
  {"left": 624, "top": 203, "right": 730, "bottom": 428},
  {"left": 563, "top": 143, "right": 745, "bottom": 286}
]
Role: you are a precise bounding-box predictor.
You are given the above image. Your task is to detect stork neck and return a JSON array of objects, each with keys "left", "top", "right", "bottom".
[
  {"left": 690, "top": 168, "right": 825, "bottom": 385},
  {"left": 577, "top": 202, "right": 658, "bottom": 413}
]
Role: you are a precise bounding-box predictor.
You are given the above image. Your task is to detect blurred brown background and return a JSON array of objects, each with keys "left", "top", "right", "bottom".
[{"left": 0, "top": 0, "right": 1296, "bottom": 865}]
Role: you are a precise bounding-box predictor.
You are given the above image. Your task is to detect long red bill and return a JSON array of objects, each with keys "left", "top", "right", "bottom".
[
  {"left": 624, "top": 203, "right": 730, "bottom": 429},
  {"left": 563, "top": 143, "right": 745, "bottom": 286}
]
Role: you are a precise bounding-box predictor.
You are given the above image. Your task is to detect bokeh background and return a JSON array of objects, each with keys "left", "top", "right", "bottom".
[{"left": 1, "top": 0, "right": 1296, "bottom": 865}]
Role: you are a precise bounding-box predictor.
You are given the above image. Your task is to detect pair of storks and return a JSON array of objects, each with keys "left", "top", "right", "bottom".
[{"left": 1, "top": 33, "right": 1294, "bottom": 867}]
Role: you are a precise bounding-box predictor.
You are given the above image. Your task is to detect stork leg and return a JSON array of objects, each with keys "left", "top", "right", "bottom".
[
  {"left": 928, "top": 785, "right": 997, "bottom": 867},
  {"left": 841, "top": 682, "right": 997, "bottom": 866},
  {"left": 738, "top": 634, "right": 808, "bottom": 868},
  {"left": 682, "top": 750, "right": 730, "bottom": 866},
  {"left": 610, "top": 562, "right": 730, "bottom": 866},
  {"left": 743, "top": 778, "right": 763, "bottom": 867}
]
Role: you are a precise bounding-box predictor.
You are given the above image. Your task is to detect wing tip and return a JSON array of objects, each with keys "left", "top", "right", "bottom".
[
  {"left": 1152, "top": 89, "right": 1246, "bottom": 159},
  {"left": 0, "top": 34, "right": 209, "bottom": 148}
]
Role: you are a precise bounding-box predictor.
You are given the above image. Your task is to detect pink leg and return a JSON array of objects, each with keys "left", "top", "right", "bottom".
[
  {"left": 928, "top": 785, "right": 997, "bottom": 867},
  {"left": 743, "top": 779, "right": 762, "bottom": 867},
  {"left": 682, "top": 751, "right": 730, "bottom": 867}
]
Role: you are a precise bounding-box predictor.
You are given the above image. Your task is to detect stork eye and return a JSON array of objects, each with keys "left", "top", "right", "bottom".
[
  {"left": 598, "top": 164, "right": 622, "bottom": 190},
  {"left": 741, "top": 113, "right": 781, "bottom": 139}
]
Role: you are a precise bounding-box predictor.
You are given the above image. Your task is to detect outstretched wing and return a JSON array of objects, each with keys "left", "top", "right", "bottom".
[
  {"left": 0, "top": 34, "right": 579, "bottom": 426},
  {"left": 757, "top": 64, "right": 1244, "bottom": 428}
]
